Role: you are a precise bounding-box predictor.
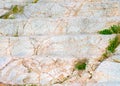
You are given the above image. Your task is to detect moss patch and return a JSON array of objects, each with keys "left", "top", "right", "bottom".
[
  {"left": 12, "top": 5, "right": 24, "bottom": 14},
  {"left": 75, "top": 60, "right": 86, "bottom": 70},
  {"left": 32, "top": 0, "right": 38, "bottom": 3},
  {"left": 75, "top": 63, "right": 86, "bottom": 70},
  {"left": 0, "top": 5, "right": 24, "bottom": 19},
  {"left": 13, "top": 30, "right": 19, "bottom": 37},
  {"left": 98, "top": 25, "right": 120, "bottom": 34}
]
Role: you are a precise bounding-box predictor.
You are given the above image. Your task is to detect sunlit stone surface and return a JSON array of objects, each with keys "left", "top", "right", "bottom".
[
  {"left": 0, "top": 35, "right": 115, "bottom": 57},
  {"left": 0, "top": 56, "right": 81, "bottom": 85},
  {"left": 0, "top": 17, "right": 120, "bottom": 36},
  {"left": 93, "top": 61, "right": 120, "bottom": 82},
  {"left": 0, "top": 0, "right": 120, "bottom": 85}
]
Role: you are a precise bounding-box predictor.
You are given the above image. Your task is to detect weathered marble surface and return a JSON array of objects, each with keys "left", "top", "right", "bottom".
[
  {"left": 0, "top": 0, "right": 120, "bottom": 85},
  {"left": 0, "top": 0, "right": 120, "bottom": 19},
  {"left": 14, "top": 1, "right": 120, "bottom": 19},
  {"left": 0, "top": 56, "right": 81, "bottom": 85},
  {"left": 0, "top": 17, "right": 120, "bottom": 36},
  {"left": 93, "top": 61, "right": 120, "bottom": 83},
  {"left": 1, "top": 0, "right": 33, "bottom": 3},
  {"left": 0, "top": 35, "right": 115, "bottom": 57},
  {"left": 89, "top": 82, "right": 120, "bottom": 86}
]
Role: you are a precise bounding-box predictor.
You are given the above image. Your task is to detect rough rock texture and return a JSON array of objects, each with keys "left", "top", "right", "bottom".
[
  {"left": 0, "top": 56, "right": 81, "bottom": 85},
  {"left": 93, "top": 61, "right": 120, "bottom": 82},
  {"left": 0, "top": 17, "right": 120, "bottom": 36},
  {"left": 0, "top": 0, "right": 120, "bottom": 86},
  {"left": 0, "top": 35, "right": 115, "bottom": 57}
]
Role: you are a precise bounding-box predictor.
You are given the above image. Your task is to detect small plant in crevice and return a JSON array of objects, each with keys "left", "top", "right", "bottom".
[
  {"left": 0, "top": 5, "right": 24, "bottom": 19},
  {"left": 107, "top": 35, "right": 120, "bottom": 53},
  {"left": 14, "top": 30, "right": 19, "bottom": 37},
  {"left": 99, "top": 35, "right": 120, "bottom": 62},
  {"left": 75, "top": 59, "right": 87, "bottom": 70},
  {"left": 98, "top": 25, "right": 120, "bottom": 35},
  {"left": 11, "top": 5, "right": 24, "bottom": 14},
  {"left": 32, "top": 0, "right": 39, "bottom": 3}
]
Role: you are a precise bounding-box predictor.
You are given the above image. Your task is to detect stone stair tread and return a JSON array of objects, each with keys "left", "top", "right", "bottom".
[
  {"left": 0, "top": 0, "right": 120, "bottom": 85},
  {"left": 1, "top": 0, "right": 33, "bottom": 3},
  {"left": 15, "top": 1, "right": 120, "bottom": 19},
  {"left": 1, "top": 0, "right": 120, "bottom": 3},
  {"left": 0, "top": 34, "right": 115, "bottom": 58},
  {"left": 0, "top": 16, "right": 120, "bottom": 36},
  {"left": 0, "top": 55, "right": 81, "bottom": 85},
  {"left": 0, "top": 1, "right": 119, "bottom": 19},
  {"left": 39, "top": 0, "right": 120, "bottom": 2}
]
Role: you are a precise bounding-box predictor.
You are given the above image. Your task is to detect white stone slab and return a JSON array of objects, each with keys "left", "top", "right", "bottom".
[
  {"left": 93, "top": 60, "right": 120, "bottom": 82},
  {"left": 94, "top": 82, "right": 120, "bottom": 86}
]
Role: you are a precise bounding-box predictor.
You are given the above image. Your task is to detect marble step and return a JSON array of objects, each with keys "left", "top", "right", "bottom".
[
  {"left": 0, "top": 16, "right": 120, "bottom": 36},
  {"left": 0, "top": 54, "right": 119, "bottom": 85},
  {"left": 0, "top": 1, "right": 120, "bottom": 19},
  {"left": 1, "top": 0, "right": 33, "bottom": 3},
  {"left": 1, "top": 55, "right": 120, "bottom": 86},
  {"left": 0, "top": 55, "right": 82, "bottom": 85},
  {"left": 15, "top": 1, "right": 120, "bottom": 19},
  {"left": 1, "top": 0, "right": 120, "bottom": 9},
  {"left": 1, "top": 0, "right": 120, "bottom": 3},
  {"left": 38, "top": 0, "right": 120, "bottom": 3},
  {"left": 0, "top": 34, "right": 115, "bottom": 58}
]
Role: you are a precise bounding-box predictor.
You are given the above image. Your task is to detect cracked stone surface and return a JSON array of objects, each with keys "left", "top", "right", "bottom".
[
  {"left": 0, "top": 35, "right": 115, "bottom": 57},
  {"left": 0, "top": 0, "right": 120, "bottom": 19},
  {"left": 92, "top": 60, "right": 120, "bottom": 82},
  {"left": 0, "top": 56, "right": 81, "bottom": 85},
  {"left": 0, "top": 17, "right": 120, "bottom": 36},
  {"left": 0, "top": 0, "right": 120, "bottom": 86},
  {"left": 12, "top": 1, "right": 120, "bottom": 18}
]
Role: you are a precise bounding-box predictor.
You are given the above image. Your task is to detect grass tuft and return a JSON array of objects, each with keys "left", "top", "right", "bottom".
[
  {"left": 99, "top": 35, "right": 120, "bottom": 62},
  {"left": 0, "top": 5, "right": 24, "bottom": 19},
  {"left": 14, "top": 31, "right": 19, "bottom": 37},
  {"left": 107, "top": 36, "right": 120, "bottom": 53},
  {"left": 98, "top": 25, "right": 120, "bottom": 34},
  {"left": 75, "top": 62, "right": 86, "bottom": 70},
  {"left": 32, "top": 0, "right": 38, "bottom": 3},
  {"left": 12, "top": 5, "right": 24, "bottom": 14}
]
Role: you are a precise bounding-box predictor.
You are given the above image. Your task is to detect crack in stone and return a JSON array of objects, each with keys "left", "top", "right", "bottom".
[
  {"left": 53, "top": 69, "right": 75, "bottom": 84},
  {"left": 84, "top": 34, "right": 120, "bottom": 84},
  {"left": 0, "top": 58, "right": 16, "bottom": 71}
]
